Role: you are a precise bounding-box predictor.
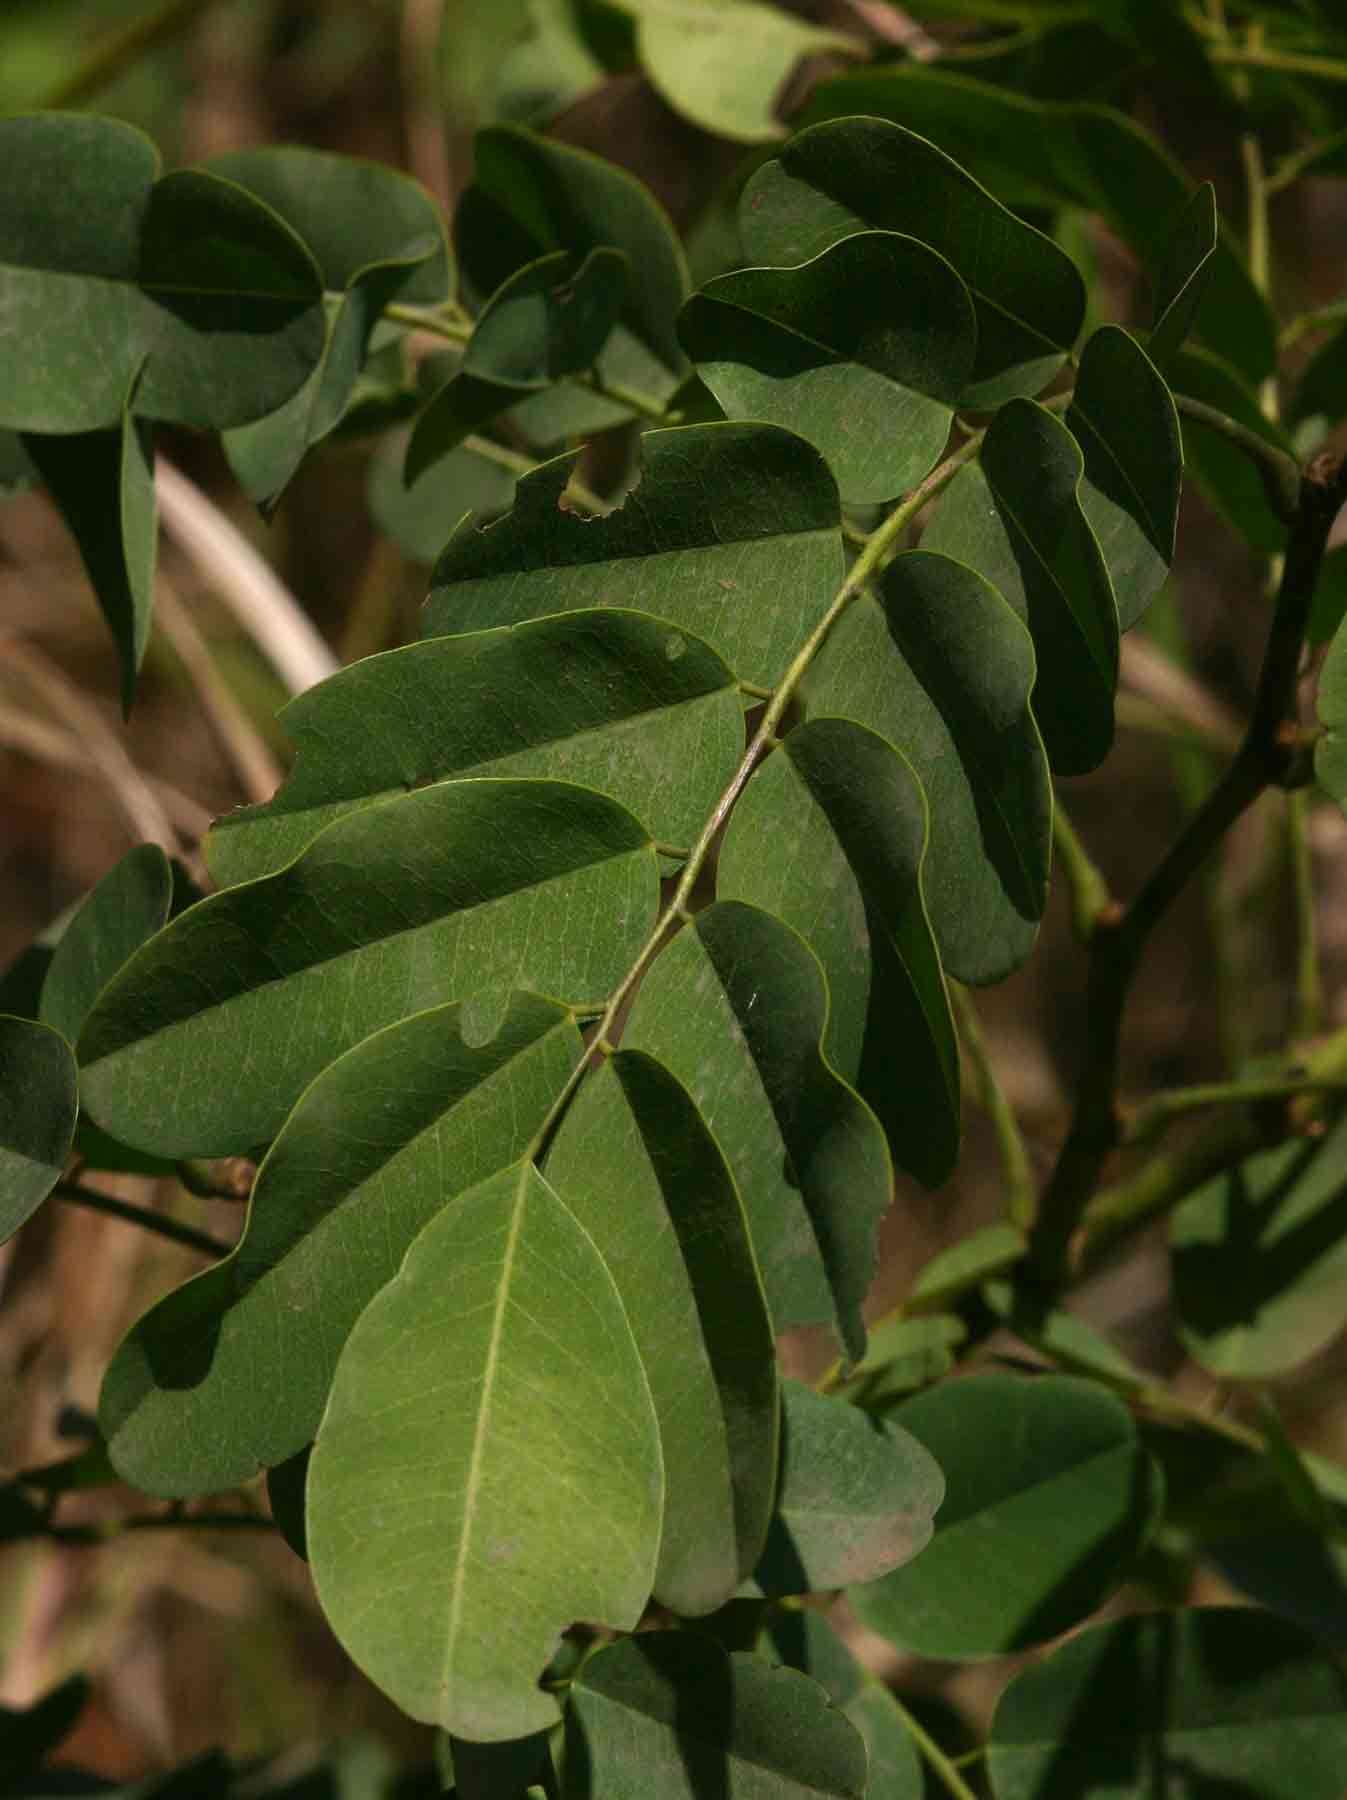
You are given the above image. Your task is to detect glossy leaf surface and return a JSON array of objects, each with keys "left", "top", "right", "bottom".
[
  {"left": 623, "top": 902, "right": 891, "bottom": 1358},
  {"left": 309, "top": 1162, "right": 663, "bottom": 1739},
  {"left": 79, "top": 781, "right": 656, "bottom": 1155},
  {"left": 565, "top": 1632, "right": 867, "bottom": 1799},
  {"left": 718, "top": 717, "right": 958, "bottom": 1187},
  {"left": 0, "top": 1016, "right": 78, "bottom": 1243},
  {"left": 0, "top": 114, "right": 325, "bottom": 433},
  {"left": 746, "top": 1382, "right": 943, "bottom": 1597},
  {"left": 207, "top": 611, "right": 742, "bottom": 885},
  {"left": 100, "top": 995, "right": 580, "bottom": 1496},
  {"left": 425, "top": 423, "right": 843, "bottom": 690},
  {"left": 39, "top": 845, "right": 173, "bottom": 1045},
  {"left": 803, "top": 552, "right": 1050, "bottom": 986},
  {"left": 680, "top": 231, "right": 975, "bottom": 504},
  {"left": 988, "top": 1608, "right": 1347, "bottom": 1799},
  {"left": 923, "top": 397, "right": 1118, "bottom": 775},
  {"left": 545, "top": 1052, "right": 777, "bottom": 1615},
  {"left": 851, "top": 1373, "right": 1160, "bottom": 1659},
  {"left": 741, "top": 115, "right": 1085, "bottom": 408},
  {"left": 1065, "top": 326, "right": 1181, "bottom": 631}
]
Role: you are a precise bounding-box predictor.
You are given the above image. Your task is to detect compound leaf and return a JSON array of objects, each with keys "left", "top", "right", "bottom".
[
  {"left": 99, "top": 994, "right": 580, "bottom": 1496},
  {"left": 78, "top": 780, "right": 656, "bottom": 1156},
  {"left": 308, "top": 1161, "right": 663, "bottom": 1740}
]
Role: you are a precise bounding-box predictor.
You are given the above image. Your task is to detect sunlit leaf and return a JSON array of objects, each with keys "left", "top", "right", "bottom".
[
  {"left": 100, "top": 995, "right": 580, "bottom": 1496},
  {"left": 680, "top": 231, "right": 976, "bottom": 505},
  {"left": 79, "top": 780, "right": 656, "bottom": 1156},
  {"left": 545, "top": 1051, "right": 777, "bottom": 1615},
  {"left": 308, "top": 1162, "right": 663, "bottom": 1739}
]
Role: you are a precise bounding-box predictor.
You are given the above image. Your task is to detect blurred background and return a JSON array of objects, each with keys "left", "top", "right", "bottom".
[{"left": 5, "top": 0, "right": 1347, "bottom": 1786}]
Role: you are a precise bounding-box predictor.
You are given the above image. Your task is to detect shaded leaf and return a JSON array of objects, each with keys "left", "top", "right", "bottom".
[
  {"left": 907, "top": 1222, "right": 1027, "bottom": 1309},
  {"left": 438, "top": 0, "right": 604, "bottom": 131},
  {"left": 39, "top": 845, "right": 172, "bottom": 1045},
  {"left": 982, "top": 1281, "right": 1147, "bottom": 1391},
  {"left": 1169, "top": 342, "right": 1292, "bottom": 551},
  {"left": 208, "top": 610, "right": 742, "bottom": 886},
  {"left": 840, "top": 1314, "right": 968, "bottom": 1409},
  {"left": 802, "top": 551, "right": 1050, "bottom": 985},
  {"left": 1148, "top": 181, "right": 1218, "bottom": 370},
  {"left": 0, "top": 114, "right": 325, "bottom": 433},
  {"left": 680, "top": 230, "right": 976, "bottom": 505},
  {"left": 1289, "top": 306, "right": 1347, "bottom": 438},
  {"left": 0, "top": 1016, "right": 78, "bottom": 1244},
  {"left": 213, "top": 147, "right": 450, "bottom": 507},
  {"left": 851, "top": 1373, "right": 1161, "bottom": 1658},
  {"left": 623, "top": 902, "right": 891, "bottom": 1358},
  {"left": 1310, "top": 545, "right": 1347, "bottom": 648},
  {"left": 23, "top": 375, "right": 157, "bottom": 712},
  {"left": 367, "top": 426, "right": 515, "bottom": 565},
  {"left": 746, "top": 1381, "right": 943, "bottom": 1596},
  {"left": 445, "top": 1728, "right": 557, "bottom": 1800},
  {"left": 718, "top": 717, "right": 959, "bottom": 1187},
  {"left": 923, "top": 397, "right": 1118, "bottom": 775},
  {"left": 740, "top": 114, "right": 1085, "bottom": 408},
  {"left": 1065, "top": 326, "right": 1181, "bottom": 631},
  {"left": 988, "top": 1608, "right": 1347, "bottom": 1800},
  {"left": 798, "top": 68, "right": 1275, "bottom": 384},
  {"left": 545, "top": 1051, "right": 777, "bottom": 1615},
  {"left": 266, "top": 1447, "right": 310, "bottom": 1562},
  {"left": 308, "top": 1162, "right": 663, "bottom": 1739},
  {"left": 425, "top": 423, "right": 844, "bottom": 691},
  {"left": 615, "top": 0, "right": 862, "bottom": 144},
  {"left": 79, "top": 780, "right": 656, "bottom": 1156},
  {"left": 100, "top": 994, "right": 579, "bottom": 1496},
  {"left": 1171, "top": 1108, "right": 1347, "bottom": 1380},
  {"left": 564, "top": 1632, "right": 867, "bottom": 1799}
]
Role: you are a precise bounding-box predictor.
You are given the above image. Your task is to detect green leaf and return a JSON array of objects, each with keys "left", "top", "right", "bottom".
[
  {"left": 1170, "top": 1108, "right": 1347, "bottom": 1380},
  {"left": 1148, "top": 182, "right": 1219, "bottom": 371},
  {"left": 0, "top": 1677, "right": 89, "bottom": 1777},
  {"left": 1289, "top": 308, "right": 1347, "bottom": 438},
  {"left": 0, "top": 115, "right": 325, "bottom": 433},
  {"left": 740, "top": 115, "right": 1085, "bottom": 409},
  {"left": 0, "top": 1016, "right": 78, "bottom": 1244},
  {"left": 1210, "top": 1528, "right": 1347, "bottom": 1653},
  {"left": 266, "top": 1448, "right": 310, "bottom": 1561},
  {"left": 425, "top": 423, "right": 844, "bottom": 691},
  {"left": 465, "top": 125, "right": 688, "bottom": 379},
  {"left": 367, "top": 426, "right": 516, "bottom": 565},
  {"left": 1310, "top": 545, "right": 1347, "bottom": 648},
  {"left": 308, "top": 1161, "right": 663, "bottom": 1739},
  {"left": 207, "top": 610, "right": 742, "bottom": 886},
  {"left": 987, "top": 1608, "right": 1347, "bottom": 1799},
  {"left": 212, "top": 147, "right": 450, "bottom": 507},
  {"left": 0, "top": 430, "right": 36, "bottom": 499},
  {"left": 437, "top": 0, "right": 603, "bottom": 132},
  {"left": 564, "top": 1632, "right": 868, "bottom": 1799},
  {"left": 23, "top": 374, "right": 157, "bottom": 713},
  {"left": 1168, "top": 343, "right": 1293, "bottom": 552},
  {"left": 851, "top": 1372, "right": 1161, "bottom": 1659},
  {"left": 923, "top": 397, "right": 1118, "bottom": 775},
  {"left": 718, "top": 717, "right": 959, "bottom": 1187},
  {"left": 802, "top": 551, "right": 1050, "bottom": 986},
  {"left": 39, "top": 845, "right": 173, "bottom": 1045},
  {"left": 613, "top": 0, "right": 862, "bottom": 143},
  {"left": 680, "top": 231, "right": 976, "bottom": 505},
  {"left": 759, "top": 1611, "right": 922, "bottom": 1799},
  {"left": 798, "top": 69, "right": 1276, "bottom": 384},
  {"left": 746, "top": 1381, "right": 943, "bottom": 1596},
  {"left": 982, "top": 1281, "right": 1147, "bottom": 1390},
  {"left": 622, "top": 902, "right": 892, "bottom": 1358},
  {"left": 1316, "top": 606, "right": 1347, "bottom": 804},
  {"left": 840, "top": 1314, "right": 968, "bottom": 1409},
  {"left": 444, "top": 1728, "right": 557, "bottom": 1800},
  {"left": 907, "top": 1222, "right": 1027, "bottom": 1309},
  {"left": 78, "top": 780, "right": 657, "bottom": 1156},
  {"left": 405, "top": 248, "right": 629, "bottom": 483},
  {"left": 1065, "top": 326, "right": 1181, "bottom": 631},
  {"left": 99, "top": 994, "right": 579, "bottom": 1496},
  {"left": 544, "top": 1051, "right": 777, "bottom": 1615}
]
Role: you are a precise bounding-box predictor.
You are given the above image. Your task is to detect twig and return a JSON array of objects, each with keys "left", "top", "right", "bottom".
[
  {"left": 952, "top": 985, "right": 1037, "bottom": 1231},
  {"left": 41, "top": 0, "right": 216, "bottom": 107},
  {"left": 153, "top": 580, "right": 282, "bottom": 805},
  {"left": 1124, "top": 1074, "right": 1347, "bottom": 1146},
  {"left": 885, "top": 1691, "right": 980, "bottom": 1800},
  {"left": 52, "top": 1180, "right": 230, "bottom": 1259},
  {"left": 0, "top": 638, "right": 178, "bottom": 851},
  {"left": 155, "top": 459, "right": 338, "bottom": 696},
  {"left": 1025, "top": 452, "right": 1347, "bottom": 1293},
  {"left": 1173, "top": 394, "right": 1299, "bottom": 523}
]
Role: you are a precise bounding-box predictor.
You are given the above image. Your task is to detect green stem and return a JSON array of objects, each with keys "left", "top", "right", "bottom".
[
  {"left": 1172, "top": 395, "right": 1299, "bottom": 523},
  {"left": 52, "top": 1181, "right": 229, "bottom": 1259},
  {"left": 1266, "top": 130, "right": 1347, "bottom": 200},
  {"left": 1209, "top": 44, "right": 1347, "bottom": 85},
  {"left": 461, "top": 433, "right": 608, "bottom": 516},
  {"left": 1280, "top": 297, "right": 1347, "bottom": 349},
  {"left": 1024, "top": 452, "right": 1347, "bottom": 1294},
  {"left": 383, "top": 302, "right": 677, "bottom": 425},
  {"left": 885, "top": 1692, "right": 981, "bottom": 1800},
  {"left": 1124, "top": 1073, "right": 1347, "bottom": 1145},
  {"left": 529, "top": 431, "right": 985, "bottom": 1153},
  {"left": 41, "top": 0, "right": 217, "bottom": 107},
  {"left": 952, "top": 985, "right": 1037, "bottom": 1230},
  {"left": 1052, "top": 803, "right": 1114, "bottom": 941}
]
